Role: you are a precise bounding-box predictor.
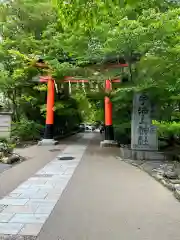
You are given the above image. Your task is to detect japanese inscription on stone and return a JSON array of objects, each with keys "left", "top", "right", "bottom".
[{"left": 131, "top": 93, "right": 158, "bottom": 150}]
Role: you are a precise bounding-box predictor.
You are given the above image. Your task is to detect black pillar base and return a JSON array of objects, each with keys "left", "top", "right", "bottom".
[
  {"left": 105, "top": 125, "right": 114, "bottom": 141},
  {"left": 44, "top": 124, "right": 54, "bottom": 139}
]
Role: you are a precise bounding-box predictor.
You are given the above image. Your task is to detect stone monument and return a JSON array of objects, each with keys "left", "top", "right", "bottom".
[{"left": 130, "top": 92, "right": 163, "bottom": 160}]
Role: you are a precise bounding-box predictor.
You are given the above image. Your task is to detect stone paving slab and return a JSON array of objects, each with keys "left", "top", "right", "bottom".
[
  {"left": 10, "top": 214, "right": 49, "bottom": 224},
  {"left": 0, "top": 199, "right": 29, "bottom": 206},
  {"left": 0, "top": 223, "right": 23, "bottom": 235},
  {"left": 0, "top": 133, "right": 93, "bottom": 238},
  {"left": 2, "top": 205, "right": 39, "bottom": 214},
  {"left": 0, "top": 213, "right": 15, "bottom": 223},
  {"left": 19, "top": 224, "right": 43, "bottom": 236}
]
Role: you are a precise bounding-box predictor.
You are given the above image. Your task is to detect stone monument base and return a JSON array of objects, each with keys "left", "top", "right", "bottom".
[
  {"left": 100, "top": 140, "right": 118, "bottom": 148},
  {"left": 38, "top": 139, "right": 58, "bottom": 146},
  {"left": 120, "top": 147, "right": 166, "bottom": 161}
]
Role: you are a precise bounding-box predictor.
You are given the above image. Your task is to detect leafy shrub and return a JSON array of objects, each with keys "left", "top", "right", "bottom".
[
  {"left": 153, "top": 120, "right": 180, "bottom": 146},
  {"left": 12, "top": 119, "right": 43, "bottom": 141},
  {"left": 153, "top": 120, "right": 180, "bottom": 139}
]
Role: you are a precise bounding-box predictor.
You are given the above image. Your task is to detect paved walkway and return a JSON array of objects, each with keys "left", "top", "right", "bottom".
[{"left": 1, "top": 133, "right": 180, "bottom": 239}]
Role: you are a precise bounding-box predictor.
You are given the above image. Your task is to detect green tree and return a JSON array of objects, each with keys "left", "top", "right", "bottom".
[{"left": 1, "top": 0, "right": 180, "bottom": 144}]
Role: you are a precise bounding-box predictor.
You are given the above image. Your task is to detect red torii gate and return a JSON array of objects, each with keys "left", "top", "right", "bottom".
[{"left": 34, "top": 61, "right": 128, "bottom": 145}]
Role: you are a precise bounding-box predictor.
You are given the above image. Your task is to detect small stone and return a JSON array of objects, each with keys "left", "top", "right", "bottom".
[
  {"left": 163, "top": 170, "right": 178, "bottom": 179},
  {"left": 154, "top": 173, "right": 163, "bottom": 181},
  {"left": 131, "top": 162, "right": 139, "bottom": 167},
  {"left": 158, "top": 178, "right": 175, "bottom": 191},
  {"left": 166, "top": 182, "right": 175, "bottom": 191},
  {"left": 169, "top": 179, "right": 180, "bottom": 184},
  {"left": 175, "top": 184, "right": 180, "bottom": 191},
  {"left": 1, "top": 157, "right": 9, "bottom": 164},
  {"left": 160, "top": 179, "right": 167, "bottom": 185},
  {"left": 174, "top": 189, "right": 180, "bottom": 201},
  {"left": 152, "top": 168, "right": 164, "bottom": 175}
]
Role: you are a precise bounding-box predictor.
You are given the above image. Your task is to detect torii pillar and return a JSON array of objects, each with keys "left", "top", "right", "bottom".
[
  {"left": 38, "top": 76, "right": 57, "bottom": 145},
  {"left": 100, "top": 79, "right": 117, "bottom": 147},
  {"left": 104, "top": 79, "right": 114, "bottom": 141}
]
